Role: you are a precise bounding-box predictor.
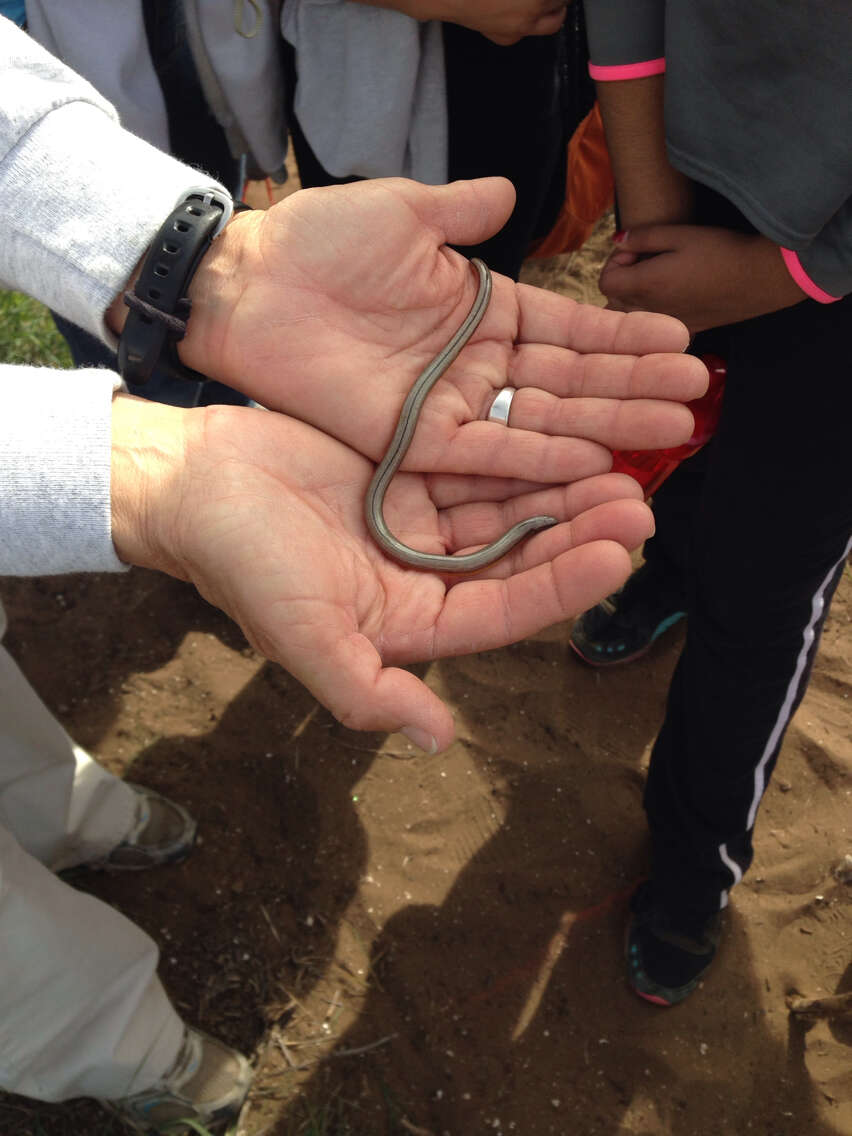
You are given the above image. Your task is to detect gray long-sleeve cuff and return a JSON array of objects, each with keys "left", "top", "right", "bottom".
[{"left": 0, "top": 367, "right": 126, "bottom": 576}]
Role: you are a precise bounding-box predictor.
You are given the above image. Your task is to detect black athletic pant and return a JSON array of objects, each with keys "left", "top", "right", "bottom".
[{"left": 642, "top": 190, "right": 852, "bottom": 922}]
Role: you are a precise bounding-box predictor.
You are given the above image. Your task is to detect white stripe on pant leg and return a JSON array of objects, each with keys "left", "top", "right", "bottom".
[
  {"left": 718, "top": 531, "right": 852, "bottom": 909},
  {"left": 0, "top": 822, "right": 184, "bottom": 1101},
  {"left": 0, "top": 640, "right": 136, "bottom": 868},
  {"left": 716, "top": 843, "right": 742, "bottom": 909}
]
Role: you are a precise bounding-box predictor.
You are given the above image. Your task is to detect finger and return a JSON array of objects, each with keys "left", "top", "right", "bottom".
[
  {"left": 437, "top": 483, "right": 649, "bottom": 554},
  {"left": 429, "top": 470, "right": 642, "bottom": 510},
  {"left": 427, "top": 472, "right": 552, "bottom": 507},
  {"left": 615, "top": 225, "right": 686, "bottom": 256},
  {"left": 477, "top": 389, "right": 695, "bottom": 451},
  {"left": 598, "top": 255, "right": 641, "bottom": 294},
  {"left": 598, "top": 262, "right": 664, "bottom": 316},
  {"left": 413, "top": 423, "right": 614, "bottom": 481},
  {"left": 507, "top": 344, "right": 709, "bottom": 402},
  {"left": 295, "top": 627, "right": 457, "bottom": 752},
  {"left": 515, "top": 282, "right": 691, "bottom": 354},
  {"left": 406, "top": 177, "right": 518, "bottom": 249},
  {"left": 428, "top": 539, "right": 635, "bottom": 657},
  {"left": 513, "top": 500, "right": 655, "bottom": 568},
  {"left": 531, "top": 8, "right": 568, "bottom": 35},
  {"left": 607, "top": 249, "right": 641, "bottom": 267},
  {"left": 439, "top": 499, "right": 653, "bottom": 581}
]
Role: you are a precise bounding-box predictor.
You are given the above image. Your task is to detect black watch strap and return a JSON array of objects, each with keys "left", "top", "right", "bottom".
[{"left": 117, "top": 188, "right": 237, "bottom": 386}]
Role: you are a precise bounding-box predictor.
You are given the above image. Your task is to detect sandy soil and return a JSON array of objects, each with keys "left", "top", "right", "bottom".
[{"left": 2, "top": 206, "right": 851, "bottom": 1136}]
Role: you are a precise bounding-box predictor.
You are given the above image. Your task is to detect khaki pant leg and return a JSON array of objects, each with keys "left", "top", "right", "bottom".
[
  {"left": 0, "top": 599, "right": 135, "bottom": 869},
  {"left": 0, "top": 821, "right": 183, "bottom": 1101}
]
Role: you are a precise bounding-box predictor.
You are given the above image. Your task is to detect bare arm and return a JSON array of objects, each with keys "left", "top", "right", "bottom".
[{"left": 596, "top": 76, "right": 694, "bottom": 228}]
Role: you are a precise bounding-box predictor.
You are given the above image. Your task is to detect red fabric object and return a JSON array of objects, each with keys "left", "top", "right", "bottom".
[
  {"left": 528, "top": 102, "right": 614, "bottom": 258},
  {"left": 610, "top": 354, "right": 727, "bottom": 498}
]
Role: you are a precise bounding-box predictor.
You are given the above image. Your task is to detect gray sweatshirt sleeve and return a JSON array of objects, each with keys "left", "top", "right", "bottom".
[
  {"left": 782, "top": 199, "right": 852, "bottom": 303},
  {"left": 0, "top": 17, "right": 225, "bottom": 345},
  {"left": 0, "top": 368, "right": 123, "bottom": 575},
  {"left": 583, "top": 0, "right": 666, "bottom": 78},
  {"left": 0, "top": 18, "right": 228, "bottom": 575},
  {"left": 584, "top": 3, "right": 851, "bottom": 301}
]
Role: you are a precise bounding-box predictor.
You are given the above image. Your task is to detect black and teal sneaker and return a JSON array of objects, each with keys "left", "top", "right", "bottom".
[
  {"left": 569, "top": 563, "right": 686, "bottom": 666},
  {"left": 625, "top": 881, "right": 723, "bottom": 1007}
]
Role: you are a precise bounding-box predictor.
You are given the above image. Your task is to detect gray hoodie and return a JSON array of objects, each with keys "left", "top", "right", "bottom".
[
  {"left": 26, "top": 0, "right": 447, "bottom": 185},
  {"left": 585, "top": 0, "right": 852, "bottom": 301},
  {"left": 0, "top": 18, "right": 224, "bottom": 575}
]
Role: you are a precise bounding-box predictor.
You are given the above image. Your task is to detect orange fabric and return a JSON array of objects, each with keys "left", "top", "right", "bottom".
[{"left": 529, "top": 101, "right": 614, "bottom": 258}]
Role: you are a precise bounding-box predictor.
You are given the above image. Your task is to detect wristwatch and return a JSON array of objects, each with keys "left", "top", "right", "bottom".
[{"left": 117, "top": 187, "right": 236, "bottom": 386}]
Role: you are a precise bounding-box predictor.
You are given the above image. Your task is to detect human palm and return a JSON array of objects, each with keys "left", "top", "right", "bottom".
[
  {"left": 163, "top": 404, "right": 654, "bottom": 750},
  {"left": 186, "top": 177, "right": 707, "bottom": 483}
]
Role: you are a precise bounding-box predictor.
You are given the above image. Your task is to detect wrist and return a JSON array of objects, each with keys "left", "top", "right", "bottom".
[
  {"left": 114, "top": 188, "right": 237, "bottom": 388},
  {"left": 106, "top": 260, "right": 141, "bottom": 337},
  {"left": 175, "top": 208, "right": 261, "bottom": 380},
  {"left": 110, "top": 393, "right": 194, "bottom": 579},
  {"left": 754, "top": 237, "right": 809, "bottom": 310}
]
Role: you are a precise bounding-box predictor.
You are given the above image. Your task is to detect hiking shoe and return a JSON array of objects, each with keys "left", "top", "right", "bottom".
[
  {"left": 625, "top": 881, "right": 723, "bottom": 1007},
  {"left": 105, "top": 1027, "right": 252, "bottom": 1134},
  {"left": 94, "top": 784, "right": 197, "bottom": 871},
  {"left": 569, "top": 563, "right": 686, "bottom": 666}
]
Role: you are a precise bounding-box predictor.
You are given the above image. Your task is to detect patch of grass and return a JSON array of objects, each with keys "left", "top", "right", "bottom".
[{"left": 0, "top": 290, "right": 72, "bottom": 368}]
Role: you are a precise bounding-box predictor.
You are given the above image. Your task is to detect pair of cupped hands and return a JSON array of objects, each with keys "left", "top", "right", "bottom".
[{"left": 111, "top": 177, "right": 707, "bottom": 751}]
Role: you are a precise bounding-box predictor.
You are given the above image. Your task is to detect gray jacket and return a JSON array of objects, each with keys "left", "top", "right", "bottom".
[
  {"left": 25, "top": 0, "right": 447, "bottom": 186},
  {"left": 0, "top": 17, "right": 223, "bottom": 574},
  {"left": 26, "top": 0, "right": 288, "bottom": 178},
  {"left": 585, "top": 0, "right": 852, "bottom": 300}
]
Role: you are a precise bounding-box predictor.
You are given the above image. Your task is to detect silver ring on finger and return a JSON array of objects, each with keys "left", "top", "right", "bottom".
[{"left": 486, "top": 386, "right": 516, "bottom": 426}]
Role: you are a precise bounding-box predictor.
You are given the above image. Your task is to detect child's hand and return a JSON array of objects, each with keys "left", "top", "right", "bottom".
[
  {"left": 599, "top": 225, "right": 807, "bottom": 334},
  {"left": 439, "top": 0, "right": 567, "bottom": 43},
  {"left": 352, "top": 0, "right": 567, "bottom": 45}
]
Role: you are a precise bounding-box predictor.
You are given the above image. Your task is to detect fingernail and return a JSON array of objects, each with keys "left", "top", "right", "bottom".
[
  {"left": 401, "top": 726, "right": 438, "bottom": 754},
  {"left": 613, "top": 230, "right": 627, "bottom": 244}
]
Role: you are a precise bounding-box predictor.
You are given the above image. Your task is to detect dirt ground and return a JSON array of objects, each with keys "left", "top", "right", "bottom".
[{"left": 3, "top": 206, "right": 852, "bottom": 1135}]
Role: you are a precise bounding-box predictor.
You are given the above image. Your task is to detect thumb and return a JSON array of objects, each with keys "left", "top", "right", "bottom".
[
  {"left": 614, "top": 224, "right": 682, "bottom": 257},
  {"left": 413, "top": 177, "right": 517, "bottom": 248},
  {"left": 607, "top": 248, "right": 641, "bottom": 267},
  {"left": 299, "top": 630, "right": 457, "bottom": 753}
]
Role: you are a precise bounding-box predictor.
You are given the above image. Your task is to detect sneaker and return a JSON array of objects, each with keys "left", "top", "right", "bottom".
[
  {"left": 105, "top": 1027, "right": 252, "bottom": 1134},
  {"left": 625, "top": 881, "right": 723, "bottom": 1007},
  {"left": 569, "top": 563, "right": 686, "bottom": 666},
  {"left": 93, "top": 784, "right": 197, "bottom": 871}
]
